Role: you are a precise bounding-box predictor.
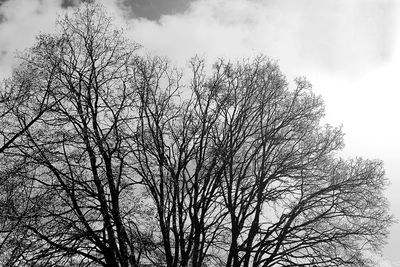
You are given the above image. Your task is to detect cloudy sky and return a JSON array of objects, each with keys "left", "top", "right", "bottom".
[{"left": 1, "top": 0, "right": 399, "bottom": 265}]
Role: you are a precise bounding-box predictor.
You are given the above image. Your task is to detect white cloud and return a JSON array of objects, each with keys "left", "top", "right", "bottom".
[
  {"left": 0, "top": 0, "right": 65, "bottom": 79},
  {"left": 127, "top": 0, "right": 398, "bottom": 78},
  {"left": 0, "top": 0, "right": 66, "bottom": 78},
  {"left": 0, "top": 0, "right": 123, "bottom": 80},
  {"left": 1, "top": 0, "right": 396, "bottom": 79},
  {"left": 379, "top": 258, "right": 400, "bottom": 267}
]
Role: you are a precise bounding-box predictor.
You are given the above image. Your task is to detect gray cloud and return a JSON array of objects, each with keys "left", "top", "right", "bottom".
[
  {"left": 60, "top": 0, "right": 93, "bottom": 8},
  {"left": 0, "top": 0, "right": 194, "bottom": 22},
  {"left": 117, "top": 0, "right": 195, "bottom": 20}
]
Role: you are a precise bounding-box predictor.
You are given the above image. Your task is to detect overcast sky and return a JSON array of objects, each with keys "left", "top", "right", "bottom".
[{"left": 1, "top": 0, "right": 399, "bottom": 266}]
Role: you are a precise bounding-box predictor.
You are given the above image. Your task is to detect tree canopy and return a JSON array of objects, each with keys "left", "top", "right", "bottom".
[{"left": 0, "top": 4, "right": 393, "bottom": 267}]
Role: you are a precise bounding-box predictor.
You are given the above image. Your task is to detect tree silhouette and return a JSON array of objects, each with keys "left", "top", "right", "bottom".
[{"left": 0, "top": 4, "right": 394, "bottom": 267}]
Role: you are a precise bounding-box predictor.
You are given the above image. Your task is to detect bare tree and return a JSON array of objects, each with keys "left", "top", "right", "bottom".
[
  {"left": 0, "top": 4, "right": 150, "bottom": 267},
  {"left": 133, "top": 56, "right": 392, "bottom": 267},
  {"left": 0, "top": 18, "right": 67, "bottom": 265},
  {"left": 205, "top": 59, "right": 390, "bottom": 267},
  {"left": 132, "top": 56, "right": 233, "bottom": 267},
  {"left": 0, "top": 3, "right": 393, "bottom": 267}
]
